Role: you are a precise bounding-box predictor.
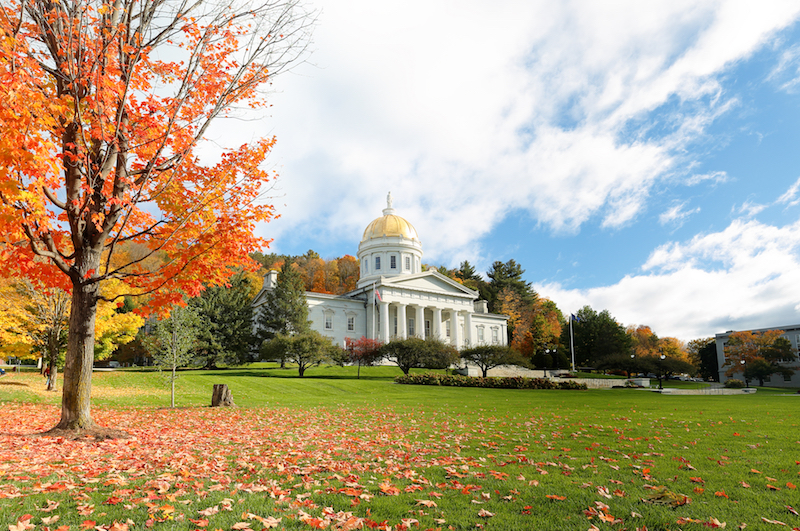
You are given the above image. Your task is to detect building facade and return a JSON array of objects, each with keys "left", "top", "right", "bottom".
[
  {"left": 253, "top": 195, "right": 508, "bottom": 348},
  {"left": 715, "top": 324, "right": 800, "bottom": 387}
]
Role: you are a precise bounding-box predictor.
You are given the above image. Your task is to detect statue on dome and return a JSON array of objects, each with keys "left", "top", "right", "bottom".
[{"left": 386, "top": 191, "right": 393, "bottom": 209}]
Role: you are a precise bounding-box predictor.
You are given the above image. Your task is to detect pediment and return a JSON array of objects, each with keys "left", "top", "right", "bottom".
[{"left": 382, "top": 271, "right": 477, "bottom": 298}]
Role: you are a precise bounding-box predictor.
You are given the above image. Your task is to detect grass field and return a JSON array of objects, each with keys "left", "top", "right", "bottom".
[{"left": 1, "top": 366, "right": 799, "bottom": 530}]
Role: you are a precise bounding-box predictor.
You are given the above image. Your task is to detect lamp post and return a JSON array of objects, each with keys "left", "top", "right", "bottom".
[
  {"left": 658, "top": 354, "right": 666, "bottom": 390},
  {"left": 629, "top": 354, "right": 635, "bottom": 379},
  {"left": 741, "top": 359, "right": 749, "bottom": 388}
]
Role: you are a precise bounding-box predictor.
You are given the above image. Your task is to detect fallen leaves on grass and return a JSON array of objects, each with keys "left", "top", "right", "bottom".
[{"left": 641, "top": 486, "right": 690, "bottom": 507}]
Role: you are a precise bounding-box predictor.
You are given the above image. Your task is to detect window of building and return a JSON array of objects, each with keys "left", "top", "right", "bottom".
[
  {"left": 784, "top": 373, "right": 793, "bottom": 382},
  {"left": 393, "top": 316, "right": 398, "bottom": 337},
  {"left": 408, "top": 318, "right": 415, "bottom": 336},
  {"left": 491, "top": 328, "right": 499, "bottom": 344},
  {"left": 405, "top": 256, "right": 411, "bottom": 270},
  {"left": 764, "top": 374, "right": 772, "bottom": 383},
  {"left": 390, "top": 255, "right": 397, "bottom": 269},
  {"left": 375, "top": 256, "right": 381, "bottom": 270},
  {"left": 347, "top": 316, "right": 355, "bottom": 332},
  {"left": 324, "top": 312, "right": 333, "bottom": 330},
  {"left": 477, "top": 326, "right": 484, "bottom": 343},
  {"left": 425, "top": 319, "right": 431, "bottom": 338},
  {"left": 445, "top": 320, "right": 451, "bottom": 338}
]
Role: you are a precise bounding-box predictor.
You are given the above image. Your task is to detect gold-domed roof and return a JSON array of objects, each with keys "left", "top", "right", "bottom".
[
  {"left": 362, "top": 212, "right": 419, "bottom": 242},
  {"left": 361, "top": 192, "right": 419, "bottom": 242}
]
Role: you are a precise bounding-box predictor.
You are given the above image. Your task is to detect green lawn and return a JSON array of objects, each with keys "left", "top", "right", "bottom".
[{"left": 1, "top": 366, "right": 799, "bottom": 530}]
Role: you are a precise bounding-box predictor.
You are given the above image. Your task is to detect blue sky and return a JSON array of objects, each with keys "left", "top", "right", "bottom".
[{"left": 210, "top": 0, "right": 800, "bottom": 341}]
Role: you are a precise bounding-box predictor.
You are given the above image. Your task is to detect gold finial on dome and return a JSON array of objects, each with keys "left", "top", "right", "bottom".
[
  {"left": 383, "top": 191, "right": 396, "bottom": 215},
  {"left": 361, "top": 193, "right": 419, "bottom": 242}
]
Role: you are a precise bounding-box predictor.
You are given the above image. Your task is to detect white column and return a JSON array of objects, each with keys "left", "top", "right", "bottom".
[
  {"left": 368, "top": 299, "right": 375, "bottom": 339},
  {"left": 432, "top": 308, "right": 443, "bottom": 339},
  {"left": 415, "top": 305, "right": 425, "bottom": 338},
  {"left": 379, "top": 301, "right": 390, "bottom": 343},
  {"left": 463, "top": 311, "right": 472, "bottom": 348},
  {"left": 450, "top": 310, "right": 460, "bottom": 348},
  {"left": 397, "top": 303, "right": 407, "bottom": 339}
]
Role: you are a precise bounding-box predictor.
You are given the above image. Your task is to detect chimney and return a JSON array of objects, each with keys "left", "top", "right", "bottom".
[{"left": 264, "top": 269, "right": 278, "bottom": 289}]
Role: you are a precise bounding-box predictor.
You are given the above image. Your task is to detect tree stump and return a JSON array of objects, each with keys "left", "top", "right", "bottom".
[{"left": 211, "top": 384, "right": 235, "bottom": 407}]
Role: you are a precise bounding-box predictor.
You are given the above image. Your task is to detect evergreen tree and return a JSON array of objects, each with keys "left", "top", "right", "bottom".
[
  {"left": 255, "top": 261, "right": 310, "bottom": 367},
  {"left": 456, "top": 261, "right": 481, "bottom": 282},
  {"left": 255, "top": 261, "right": 310, "bottom": 341},
  {"left": 190, "top": 273, "right": 256, "bottom": 368},
  {"left": 562, "top": 306, "right": 632, "bottom": 368},
  {"left": 486, "top": 259, "right": 535, "bottom": 312}
]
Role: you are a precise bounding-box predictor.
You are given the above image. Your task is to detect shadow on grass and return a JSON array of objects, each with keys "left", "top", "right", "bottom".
[{"left": 0, "top": 381, "right": 30, "bottom": 387}]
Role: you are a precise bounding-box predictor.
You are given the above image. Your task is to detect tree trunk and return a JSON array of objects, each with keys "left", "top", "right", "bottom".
[
  {"left": 171, "top": 366, "right": 176, "bottom": 408},
  {"left": 47, "top": 355, "right": 58, "bottom": 392},
  {"left": 298, "top": 365, "right": 305, "bottom": 377},
  {"left": 211, "top": 384, "right": 235, "bottom": 407},
  {"left": 55, "top": 254, "right": 101, "bottom": 430}
]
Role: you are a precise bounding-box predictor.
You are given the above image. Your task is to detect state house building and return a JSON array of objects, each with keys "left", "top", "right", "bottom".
[{"left": 253, "top": 195, "right": 508, "bottom": 348}]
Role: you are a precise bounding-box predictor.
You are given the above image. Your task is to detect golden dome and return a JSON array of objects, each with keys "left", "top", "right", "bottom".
[{"left": 361, "top": 212, "right": 419, "bottom": 242}]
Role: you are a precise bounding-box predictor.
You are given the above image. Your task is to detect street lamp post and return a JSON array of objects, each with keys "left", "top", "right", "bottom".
[
  {"left": 629, "top": 354, "right": 635, "bottom": 379},
  {"left": 658, "top": 354, "right": 666, "bottom": 390},
  {"left": 741, "top": 359, "right": 748, "bottom": 388}
]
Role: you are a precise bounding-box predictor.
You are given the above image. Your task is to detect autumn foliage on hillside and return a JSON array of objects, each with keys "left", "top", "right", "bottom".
[{"left": 253, "top": 251, "right": 360, "bottom": 295}]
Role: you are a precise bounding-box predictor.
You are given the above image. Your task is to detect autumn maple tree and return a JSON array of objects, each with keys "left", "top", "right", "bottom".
[
  {"left": 0, "top": 0, "right": 311, "bottom": 430},
  {"left": 723, "top": 330, "right": 797, "bottom": 386}
]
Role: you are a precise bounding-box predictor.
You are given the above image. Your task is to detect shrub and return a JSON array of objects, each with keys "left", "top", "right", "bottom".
[
  {"left": 724, "top": 379, "right": 746, "bottom": 388},
  {"left": 395, "top": 373, "right": 587, "bottom": 390}
]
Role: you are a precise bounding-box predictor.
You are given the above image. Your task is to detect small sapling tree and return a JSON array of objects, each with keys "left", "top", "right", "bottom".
[{"left": 148, "top": 305, "right": 200, "bottom": 408}]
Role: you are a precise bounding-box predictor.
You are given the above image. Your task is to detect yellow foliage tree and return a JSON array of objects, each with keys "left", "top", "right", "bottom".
[{"left": 0, "top": 277, "right": 143, "bottom": 390}]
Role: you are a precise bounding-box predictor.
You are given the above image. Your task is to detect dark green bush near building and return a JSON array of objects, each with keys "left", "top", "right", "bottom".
[
  {"left": 723, "top": 379, "right": 746, "bottom": 388},
  {"left": 395, "top": 373, "right": 587, "bottom": 390}
]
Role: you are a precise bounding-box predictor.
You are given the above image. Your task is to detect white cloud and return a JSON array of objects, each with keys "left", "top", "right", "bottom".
[
  {"left": 735, "top": 200, "right": 768, "bottom": 218},
  {"left": 659, "top": 201, "right": 701, "bottom": 227},
  {"left": 768, "top": 43, "right": 800, "bottom": 92},
  {"left": 540, "top": 217, "right": 800, "bottom": 340},
  {"left": 777, "top": 176, "right": 800, "bottom": 206},
  {"left": 685, "top": 170, "right": 730, "bottom": 186},
  {"left": 253, "top": 0, "right": 800, "bottom": 264}
]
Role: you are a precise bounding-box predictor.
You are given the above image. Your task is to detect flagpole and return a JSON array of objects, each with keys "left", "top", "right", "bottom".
[
  {"left": 569, "top": 315, "right": 576, "bottom": 373},
  {"left": 372, "top": 281, "right": 376, "bottom": 340}
]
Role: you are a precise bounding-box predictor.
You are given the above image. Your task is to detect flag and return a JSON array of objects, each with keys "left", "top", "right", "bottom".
[
  {"left": 374, "top": 288, "right": 382, "bottom": 302},
  {"left": 571, "top": 314, "right": 581, "bottom": 322}
]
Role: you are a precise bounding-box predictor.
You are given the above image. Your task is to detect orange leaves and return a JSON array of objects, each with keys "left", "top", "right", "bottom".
[
  {"left": 584, "top": 501, "right": 622, "bottom": 526},
  {"left": 545, "top": 494, "right": 566, "bottom": 501},
  {"left": 676, "top": 516, "right": 726, "bottom": 528},
  {"left": 8, "top": 515, "right": 34, "bottom": 531},
  {"left": 379, "top": 483, "right": 400, "bottom": 496},
  {"left": 415, "top": 499, "right": 438, "bottom": 508}
]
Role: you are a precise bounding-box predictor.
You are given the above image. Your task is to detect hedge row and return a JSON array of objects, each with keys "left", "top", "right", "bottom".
[{"left": 394, "top": 373, "right": 587, "bottom": 390}]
